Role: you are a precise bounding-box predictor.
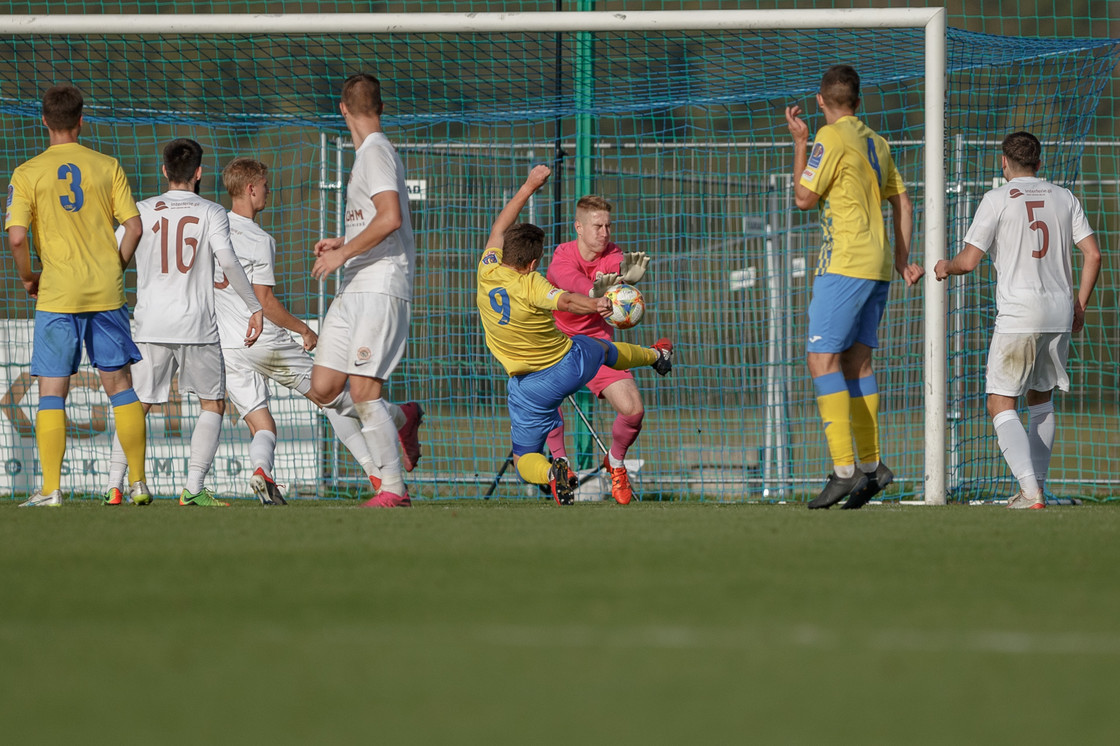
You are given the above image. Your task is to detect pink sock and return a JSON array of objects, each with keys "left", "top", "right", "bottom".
[
  {"left": 609, "top": 412, "right": 644, "bottom": 461},
  {"left": 546, "top": 411, "right": 567, "bottom": 458}
]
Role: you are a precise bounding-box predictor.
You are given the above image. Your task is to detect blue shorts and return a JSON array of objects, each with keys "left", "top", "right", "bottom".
[
  {"left": 507, "top": 335, "right": 608, "bottom": 456},
  {"left": 807, "top": 274, "right": 890, "bottom": 353},
  {"left": 31, "top": 306, "right": 142, "bottom": 377}
]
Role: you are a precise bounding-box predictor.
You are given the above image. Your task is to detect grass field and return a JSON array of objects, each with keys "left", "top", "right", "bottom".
[{"left": 3, "top": 498, "right": 1120, "bottom": 745}]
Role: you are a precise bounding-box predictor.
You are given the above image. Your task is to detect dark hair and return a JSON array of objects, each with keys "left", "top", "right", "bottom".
[
  {"left": 1002, "top": 131, "right": 1042, "bottom": 172},
  {"left": 341, "top": 73, "right": 384, "bottom": 117},
  {"left": 42, "top": 84, "right": 83, "bottom": 130},
  {"left": 502, "top": 223, "right": 545, "bottom": 269},
  {"left": 164, "top": 138, "right": 204, "bottom": 184},
  {"left": 819, "top": 65, "right": 860, "bottom": 110}
]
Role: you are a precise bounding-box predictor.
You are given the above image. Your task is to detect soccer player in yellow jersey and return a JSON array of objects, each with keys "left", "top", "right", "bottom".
[
  {"left": 477, "top": 165, "right": 674, "bottom": 505},
  {"left": 785, "top": 65, "right": 924, "bottom": 510},
  {"left": 5, "top": 83, "right": 150, "bottom": 507}
]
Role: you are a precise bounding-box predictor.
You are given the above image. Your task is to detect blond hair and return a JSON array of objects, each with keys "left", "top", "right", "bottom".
[{"left": 222, "top": 157, "right": 268, "bottom": 198}]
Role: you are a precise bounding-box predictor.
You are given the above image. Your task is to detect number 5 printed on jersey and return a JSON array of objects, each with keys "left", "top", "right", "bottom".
[{"left": 1025, "top": 200, "right": 1050, "bottom": 258}]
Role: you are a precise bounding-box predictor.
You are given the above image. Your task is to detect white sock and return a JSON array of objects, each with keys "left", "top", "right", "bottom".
[
  {"left": 859, "top": 460, "right": 880, "bottom": 474},
  {"left": 385, "top": 400, "right": 405, "bottom": 431},
  {"left": 325, "top": 406, "right": 378, "bottom": 477},
  {"left": 992, "top": 409, "right": 1040, "bottom": 496},
  {"left": 186, "top": 410, "right": 223, "bottom": 494},
  {"left": 834, "top": 464, "right": 856, "bottom": 479},
  {"left": 1027, "top": 402, "right": 1055, "bottom": 492},
  {"left": 107, "top": 431, "right": 127, "bottom": 491},
  {"left": 608, "top": 452, "right": 625, "bottom": 470},
  {"left": 249, "top": 429, "right": 277, "bottom": 477},
  {"left": 354, "top": 398, "right": 404, "bottom": 494}
]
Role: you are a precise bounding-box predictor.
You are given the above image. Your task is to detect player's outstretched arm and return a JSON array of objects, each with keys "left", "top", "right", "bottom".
[
  {"left": 888, "top": 192, "right": 923, "bottom": 286},
  {"left": 485, "top": 165, "right": 551, "bottom": 251},
  {"left": 312, "top": 191, "right": 402, "bottom": 280},
  {"left": 254, "top": 284, "right": 317, "bottom": 350},
  {"left": 1073, "top": 233, "right": 1102, "bottom": 333},
  {"left": 558, "top": 292, "right": 611, "bottom": 318},
  {"left": 934, "top": 244, "right": 984, "bottom": 281}
]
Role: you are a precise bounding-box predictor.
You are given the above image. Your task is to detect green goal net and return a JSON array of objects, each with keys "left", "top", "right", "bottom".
[{"left": 0, "top": 7, "right": 1116, "bottom": 503}]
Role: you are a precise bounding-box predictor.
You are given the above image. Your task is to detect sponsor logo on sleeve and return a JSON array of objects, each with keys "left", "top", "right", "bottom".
[
  {"left": 482, "top": 251, "right": 498, "bottom": 265},
  {"left": 547, "top": 289, "right": 563, "bottom": 300},
  {"left": 808, "top": 143, "right": 825, "bottom": 168},
  {"left": 801, "top": 169, "right": 816, "bottom": 182},
  {"left": 6, "top": 184, "right": 13, "bottom": 207}
]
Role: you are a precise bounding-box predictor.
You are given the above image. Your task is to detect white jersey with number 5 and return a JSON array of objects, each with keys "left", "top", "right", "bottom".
[
  {"left": 338, "top": 132, "right": 414, "bottom": 300},
  {"left": 963, "top": 176, "right": 1093, "bottom": 334},
  {"left": 132, "top": 189, "right": 234, "bottom": 344}
]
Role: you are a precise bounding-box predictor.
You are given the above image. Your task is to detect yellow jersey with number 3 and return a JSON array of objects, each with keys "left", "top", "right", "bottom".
[
  {"left": 799, "top": 116, "right": 905, "bottom": 281},
  {"left": 477, "top": 247, "right": 573, "bottom": 376},
  {"left": 5, "top": 142, "right": 139, "bottom": 313}
]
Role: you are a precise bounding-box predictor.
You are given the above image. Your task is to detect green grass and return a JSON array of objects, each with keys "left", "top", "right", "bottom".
[{"left": 3, "top": 498, "right": 1120, "bottom": 745}]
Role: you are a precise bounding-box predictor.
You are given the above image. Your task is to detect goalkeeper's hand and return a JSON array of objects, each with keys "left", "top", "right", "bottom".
[
  {"left": 589, "top": 272, "right": 620, "bottom": 297},
  {"left": 619, "top": 252, "right": 650, "bottom": 284}
]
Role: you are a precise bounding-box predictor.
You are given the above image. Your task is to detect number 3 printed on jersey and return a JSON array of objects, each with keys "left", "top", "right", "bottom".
[
  {"left": 57, "top": 163, "right": 84, "bottom": 212},
  {"left": 1025, "top": 200, "right": 1050, "bottom": 259},
  {"left": 152, "top": 215, "right": 200, "bottom": 273}
]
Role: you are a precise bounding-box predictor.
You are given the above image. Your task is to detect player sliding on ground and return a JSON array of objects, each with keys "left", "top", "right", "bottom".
[
  {"left": 215, "top": 157, "right": 399, "bottom": 505},
  {"left": 476, "top": 165, "right": 673, "bottom": 505}
]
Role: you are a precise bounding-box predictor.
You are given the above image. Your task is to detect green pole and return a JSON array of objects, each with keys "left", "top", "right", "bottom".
[{"left": 573, "top": 1, "right": 596, "bottom": 471}]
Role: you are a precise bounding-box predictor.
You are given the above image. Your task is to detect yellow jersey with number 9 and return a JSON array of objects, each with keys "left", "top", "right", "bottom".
[
  {"left": 799, "top": 116, "right": 905, "bottom": 281},
  {"left": 5, "top": 142, "right": 139, "bottom": 313},
  {"left": 477, "top": 247, "right": 573, "bottom": 376}
]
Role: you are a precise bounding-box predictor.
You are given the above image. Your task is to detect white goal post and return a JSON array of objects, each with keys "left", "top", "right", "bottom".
[{"left": 3, "top": 9, "right": 949, "bottom": 505}]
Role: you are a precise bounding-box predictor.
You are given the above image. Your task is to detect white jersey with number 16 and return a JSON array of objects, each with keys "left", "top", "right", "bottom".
[
  {"left": 131, "top": 189, "right": 234, "bottom": 344},
  {"left": 963, "top": 176, "right": 1094, "bottom": 334}
]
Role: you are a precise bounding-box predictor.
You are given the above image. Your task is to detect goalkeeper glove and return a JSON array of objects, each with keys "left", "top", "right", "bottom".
[
  {"left": 589, "top": 272, "right": 620, "bottom": 297},
  {"left": 619, "top": 252, "right": 650, "bottom": 284}
]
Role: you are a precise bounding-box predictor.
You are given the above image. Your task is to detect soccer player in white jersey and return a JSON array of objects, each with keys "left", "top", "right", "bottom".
[
  {"left": 215, "top": 157, "right": 402, "bottom": 505},
  {"left": 107, "top": 138, "right": 264, "bottom": 506},
  {"left": 936, "top": 131, "right": 1101, "bottom": 509},
  {"left": 307, "top": 73, "right": 423, "bottom": 509}
]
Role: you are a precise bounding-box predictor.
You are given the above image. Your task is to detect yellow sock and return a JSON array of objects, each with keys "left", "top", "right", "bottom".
[
  {"left": 813, "top": 372, "right": 854, "bottom": 471},
  {"left": 112, "top": 399, "right": 147, "bottom": 483},
  {"left": 848, "top": 376, "right": 880, "bottom": 466},
  {"left": 515, "top": 452, "right": 552, "bottom": 485},
  {"left": 36, "top": 406, "right": 66, "bottom": 493},
  {"left": 608, "top": 342, "right": 657, "bottom": 370}
]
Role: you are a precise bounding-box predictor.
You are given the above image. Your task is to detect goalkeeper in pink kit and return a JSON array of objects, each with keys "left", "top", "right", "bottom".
[{"left": 546, "top": 196, "right": 650, "bottom": 504}]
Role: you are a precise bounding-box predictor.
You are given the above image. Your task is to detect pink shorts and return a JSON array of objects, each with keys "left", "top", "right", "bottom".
[{"left": 586, "top": 364, "right": 633, "bottom": 398}]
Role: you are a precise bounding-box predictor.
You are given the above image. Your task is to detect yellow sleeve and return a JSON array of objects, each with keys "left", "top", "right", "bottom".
[
  {"left": 881, "top": 149, "right": 906, "bottom": 199},
  {"left": 527, "top": 271, "right": 564, "bottom": 311},
  {"left": 4, "top": 170, "right": 33, "bottom": 230},
  {"left": 110, "top": 160, "right": 139, "bottom": 224},
  {"left": 799, "top": 126, "right": 842, "bottom": 196}
]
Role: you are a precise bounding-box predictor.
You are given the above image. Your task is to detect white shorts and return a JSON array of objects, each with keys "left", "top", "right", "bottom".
[
  {"left": 223, "top": 335, "right": 313, "bottom": 419},
  {"left": 315, "top": 292, "right": 410, "bottom": 379},
  {"left": 985, "top": 331, "right": 1070, "bottom": 397},
  {"left": 133, "top": 342, "right": 226, "bottom": 403}
]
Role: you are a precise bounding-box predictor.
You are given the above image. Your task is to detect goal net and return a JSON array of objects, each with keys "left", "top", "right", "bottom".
[{"left": 0, "top": 10, "right": 1116, "bottom": 502}]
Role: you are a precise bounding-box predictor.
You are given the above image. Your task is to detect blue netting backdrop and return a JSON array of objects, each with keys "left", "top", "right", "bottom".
[{"left": 0, "top": 23, "right": 1117, "bottom": 500}]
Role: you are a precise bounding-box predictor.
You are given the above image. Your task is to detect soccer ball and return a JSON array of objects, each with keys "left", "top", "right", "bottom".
[{"left": 603, "top": 283, "right": 645, "bottom": 329}]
